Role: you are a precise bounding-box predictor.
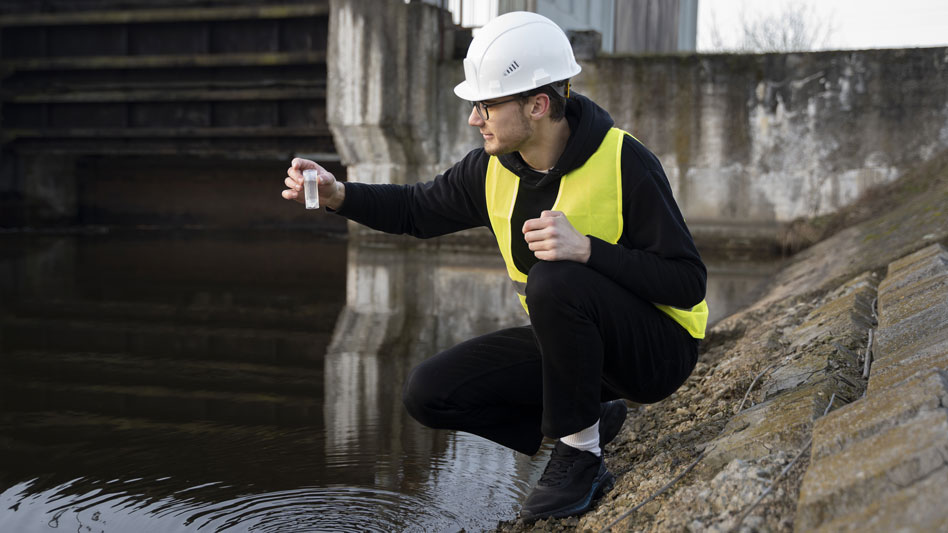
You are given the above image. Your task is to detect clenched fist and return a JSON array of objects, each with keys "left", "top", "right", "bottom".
[{"left": 522, "top": 210, "right": 591, "bottom": 263}]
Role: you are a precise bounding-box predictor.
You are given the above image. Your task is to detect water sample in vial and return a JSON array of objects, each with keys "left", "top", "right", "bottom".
[{"left": 303, "top": 169, "right": 320, "bottom": 209}]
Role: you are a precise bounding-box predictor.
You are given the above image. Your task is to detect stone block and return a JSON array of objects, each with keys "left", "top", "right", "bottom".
[
  {"left": 878, "top": 251, "right": 947, "bottom": 306},
  {"left": 796, "top": 409, "right": 948, "bottom": 531},
  {"left": 764, "top": 347, "right": 833, "bottom": 400},
  {"left": 882, "top": 243, "right": 947, "bottom": 282},
  {"left": 809, "top": 466, "right": 948, "bottom": 533},
  {"left": 811, "top": 369, "right": 948, "bottom": 460},
  {"left": 878, "top": 271, "right": 948, "bottom": 330},
  {"left": 873, "top": 317, "right": 948, "bottom": 368},
  {"left": 874, "top": 302, "right": 948, "bottom": 362},
  {"left": 868, "top": 335, "right": 948, "bottom": 394},
  {"left": 702, "top": 380, "right": 837, "bottom": 473},
  {"left": 790, "top": 272, "right": 878, "bottom": 351}
]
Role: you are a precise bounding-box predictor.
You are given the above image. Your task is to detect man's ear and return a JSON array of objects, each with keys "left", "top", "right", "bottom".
[{"left": 527, "top": 93, "right": 551, "bottom": 120}]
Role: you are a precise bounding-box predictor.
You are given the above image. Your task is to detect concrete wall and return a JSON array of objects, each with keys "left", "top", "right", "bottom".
[
  {"left": 328, "top": 0, "right": 948, "bottom": 248},
  {"left": 579, "top": 49, "right": 948, "bottom": 246},
  {"left": 328, "top": 0, "right": 472, "bottom": 189}
]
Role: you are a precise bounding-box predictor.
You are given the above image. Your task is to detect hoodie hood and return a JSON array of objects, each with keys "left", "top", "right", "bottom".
[{"left": 497, "top": 92, "right": 615, "bottom": 187}]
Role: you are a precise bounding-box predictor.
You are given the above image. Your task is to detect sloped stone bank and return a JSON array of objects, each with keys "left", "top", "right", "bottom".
[
  {"left": 495, "top": 155, "right": 947, "bottom": 532},
  {"left": 797, "top": 244, "right": 948, "bottom": 532}
]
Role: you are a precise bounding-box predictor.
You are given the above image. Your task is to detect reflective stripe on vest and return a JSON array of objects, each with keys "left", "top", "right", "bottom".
[{"left": 485, "top": 127, "right": 708, "bottom": 339}]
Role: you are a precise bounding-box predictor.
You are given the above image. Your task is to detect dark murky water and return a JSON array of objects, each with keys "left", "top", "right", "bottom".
[{"left": 0, "top": 232, "right": 779, "bottom": 532}]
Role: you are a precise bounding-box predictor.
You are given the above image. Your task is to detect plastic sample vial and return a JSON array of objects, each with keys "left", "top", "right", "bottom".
[{"left": 303, "top": 169, "right": 320, "bottom": 209}]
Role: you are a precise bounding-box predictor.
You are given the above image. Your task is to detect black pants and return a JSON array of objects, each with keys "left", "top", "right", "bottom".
[{"left": 402, "top": 260, "right": 699, "bottom": 456}]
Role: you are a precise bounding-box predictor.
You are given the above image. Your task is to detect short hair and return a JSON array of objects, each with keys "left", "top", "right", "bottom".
[{"left": 523, "top": 80, "right": 568, "bottom": 121}]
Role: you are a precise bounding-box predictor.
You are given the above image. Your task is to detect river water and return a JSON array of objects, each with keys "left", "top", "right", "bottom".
[{"left": 0, "top": 231, "right": 778, "bottom": 532}]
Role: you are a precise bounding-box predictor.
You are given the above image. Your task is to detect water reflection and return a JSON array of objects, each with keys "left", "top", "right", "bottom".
[
  {"left": 0, "top": 232, "right": 542, "bottom": 533},
  {"left": 0, "top": 232, "right": 778, "bottom": 532}
]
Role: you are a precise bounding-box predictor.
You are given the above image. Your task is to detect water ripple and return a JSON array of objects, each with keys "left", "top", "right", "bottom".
[{"left": 174, "top": 486, "right": 464, "bottom": 532}]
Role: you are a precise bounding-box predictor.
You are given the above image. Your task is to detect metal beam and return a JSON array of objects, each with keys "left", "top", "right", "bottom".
[
  {"left": 2, "top": 126, "right": 332, "bottom": 142},
  {"left": 7, "top": 87, "right": 326, "bottom": 103}
]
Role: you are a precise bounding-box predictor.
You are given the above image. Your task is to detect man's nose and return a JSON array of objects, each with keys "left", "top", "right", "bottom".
[{"left": 468, "top": 106, "right": 484, "bottom": 127}]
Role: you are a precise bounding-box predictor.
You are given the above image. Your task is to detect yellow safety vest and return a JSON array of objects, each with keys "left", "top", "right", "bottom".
[{"left": 485, "top": 127, "right": 709, "bottom": 339}]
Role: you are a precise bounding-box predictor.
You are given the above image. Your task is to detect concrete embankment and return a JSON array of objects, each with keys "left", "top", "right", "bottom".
[{"left": 498, "top": 152, "right": 948, "bottom": 532}]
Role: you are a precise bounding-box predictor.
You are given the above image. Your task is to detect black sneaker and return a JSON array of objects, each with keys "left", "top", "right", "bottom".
[
  {"left": 520, "top": 441, "right": 615, "bottom": 522},
  {"left": 599, "top": 400, "right": 628, "bottom": 450}
]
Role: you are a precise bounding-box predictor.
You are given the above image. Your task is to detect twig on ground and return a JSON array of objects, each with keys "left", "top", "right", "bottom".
[
  {"left": 598, "top": 447, "right": 710, "bottom": 533},
  {"left": 737, "top": 362, "right": 779, "bottom": 412},
  {"left": 729, "top": 393, "right": 837, "bottom": 532},
  {"left": 863, "top": 296, "right": 878, "bottom": 380},
  {"left": 599, "top": 358, "right": 783, "bottom": 532},
  {"left": 862, "top": 328, "right": 874, "bottom": 379}
]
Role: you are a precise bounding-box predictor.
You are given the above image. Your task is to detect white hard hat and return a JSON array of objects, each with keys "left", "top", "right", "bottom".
[{"left": 454, "top": 11, "right": 582, "bottom": 102}]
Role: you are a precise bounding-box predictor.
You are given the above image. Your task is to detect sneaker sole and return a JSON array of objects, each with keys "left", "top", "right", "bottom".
[{"left": 520, "top": 469, "right": 615, "bottom": 522}]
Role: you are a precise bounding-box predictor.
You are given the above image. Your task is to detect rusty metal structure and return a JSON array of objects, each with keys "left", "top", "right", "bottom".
[{"left": 0, "top": 0, "right": 338, "bottom": 227}]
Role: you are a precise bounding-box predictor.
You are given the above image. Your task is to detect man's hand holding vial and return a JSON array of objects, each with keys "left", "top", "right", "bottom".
[{"left": 283, "top": 158, "right": 346, "bottom": 210}]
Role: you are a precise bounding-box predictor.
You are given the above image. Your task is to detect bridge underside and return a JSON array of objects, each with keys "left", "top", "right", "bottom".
[{"left": 1, "top": 0, "right": 342, "bottom": 229}]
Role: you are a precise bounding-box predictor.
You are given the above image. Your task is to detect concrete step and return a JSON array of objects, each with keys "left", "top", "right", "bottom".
[
  {"left": 810, "top": 368, "right": 948, "bottom": 461},
  {"left": 703, "top": 271, "right": 875, "bottom": 473},
  {"left": 811, "top": 471, "right": 948, "bottom": 533},
  {"left": 701, "top": 380, "right": 839, "bottom": 473},
  {"left": 877, "top": 243, "right": 947, "bottom": 301},
  {"left": 796, "top": 409, "right": 948, "bottom": 530},
  {"left": 763, "top": 272, "right": 877, "bottom": 401},
  {"left": 793, "top": 244, "right": 948, "bottom": 531},
  {"left": 868, "top": 331, "right": 948, "bottom": 394},
  {"left": 1, "top": 316, "right": 331, "bottom": 365},
  {"left": 788, "top": 271, "right": 878, "bottom": 353},
  {"left": 0, "top": 349, "right": 323, "bottom": 396},
  {"left": 0, "top": 3, "right": 329, "bottom": 27},
  {"left": 877, "top": 268, "right": 948, "bottom": 330},
  {"left": 874, "top": 243, "right": 948, "bottom": 351},
  {"left": 870, "top": 242, "right": 948, "bottom": 393}
]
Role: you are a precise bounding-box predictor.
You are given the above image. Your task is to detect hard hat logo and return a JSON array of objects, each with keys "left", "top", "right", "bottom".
[
  {"left": 503, "top": 61, "right": 520, "bottom": 77},
  {"left": 453, "top": 11, "right": 582, "bottom": 102}
]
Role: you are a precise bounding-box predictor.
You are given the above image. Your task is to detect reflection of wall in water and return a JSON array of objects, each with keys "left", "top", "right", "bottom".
[
  {"left": 704, "top": 256, "right": 783, "bottom": 325},
  {"left": 323, "top": 241, "right": 526, "bottom": 455},
  {"left": 321, "top": 240, "right": 782, "bottom": 459}
]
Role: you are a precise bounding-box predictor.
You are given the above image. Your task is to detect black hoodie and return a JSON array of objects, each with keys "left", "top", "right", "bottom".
[{"left": 336, "top": 93, "right": 706, "bottom": 310}]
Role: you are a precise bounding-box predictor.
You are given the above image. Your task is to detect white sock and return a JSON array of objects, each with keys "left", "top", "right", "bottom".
[{"left": 560, "top": 420, "right": 601, "bottom": 456}]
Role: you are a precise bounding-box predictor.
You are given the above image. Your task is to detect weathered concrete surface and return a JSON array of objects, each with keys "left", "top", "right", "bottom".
[
  {"left": 790, "top": 243, "right": 948, "bottom": 530},
  {"left": 868, "top": 245, "right": 948, "bottom": 396},
  {"left": 784, "top": 243, "right": 948, "bottom": 532},
  {"left": 579, "top": 50, "right": 948, "bottom": 232},
  {"left": 701, "top": 380, "right": 838, "bottom": 473},
  {"left": 696, "top": 272, "right": 876, "bottom": 473},
  {"left": 327, "top": 0, "right": 472, "bottom": 186},
  {"left": 325, "top": 0, "right": 948, "bottom": 249},
  {"left": 496, "top": 151, "right": 947, "bottom": 531},
  {"left": 810, "top": 369, "right": 948, "bottom": 461},
  {"left": 810, "top": 471, "right": 948, "bottom": 533},
  {"left": 797, "top": 409, "right": 948, "bottom": 530},
  {"left": 869, "top": 333, "right": 948, "bottom": 393}
]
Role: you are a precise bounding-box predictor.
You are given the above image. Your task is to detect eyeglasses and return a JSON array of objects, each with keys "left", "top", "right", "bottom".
[{"left": 471, "top": 95, "right": 523, "bottom": 121}]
